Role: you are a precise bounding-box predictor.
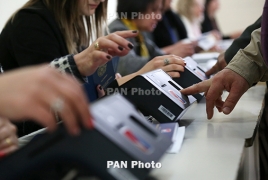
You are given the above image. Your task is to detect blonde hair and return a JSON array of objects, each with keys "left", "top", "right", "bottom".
[
  {"left": 176, "top": 0, "right": 195, "bottom": 22},
  {"left": 9, "top": 0, "right": 108, "bottom": 54}
]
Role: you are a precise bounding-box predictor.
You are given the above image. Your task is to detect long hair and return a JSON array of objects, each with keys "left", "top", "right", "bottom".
[
  {"left": 176, "top": 0, "right": 195, "bottom": 22},
  {"left": 204, "top": 0, "right": 212, "bottom": 15},
  {"left": 9, "top": 0, "right": 108, "bottom": 54}
]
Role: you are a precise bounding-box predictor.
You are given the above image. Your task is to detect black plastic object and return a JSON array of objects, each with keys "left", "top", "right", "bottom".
[
  {"left": 118, "top": 69, "right": 196, "bottom": 123},
  {"left": 173, "top": 56, "right": 208, "bottom": 102},
  {"left": 0, "top": 94, "right": 171, "bottom": 180}
]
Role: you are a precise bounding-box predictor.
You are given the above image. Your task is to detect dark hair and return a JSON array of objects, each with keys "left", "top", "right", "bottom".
[
  {"left": 117, "top": 0, "right": 158, "bottom": 19},
  {"left": 204, "top": 0, "right": 212, "bottom": 14}
]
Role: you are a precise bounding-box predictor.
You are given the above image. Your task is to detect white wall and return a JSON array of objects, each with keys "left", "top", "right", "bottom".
[
  {"left": 172, "top": 0, "right": 265, "bottom": 34},
  {"left": 0, "top": 0, "right": 265, "bottom": 34}
]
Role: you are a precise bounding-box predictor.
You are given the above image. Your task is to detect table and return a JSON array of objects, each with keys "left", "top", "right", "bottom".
[{"left": 151, "top": 84, "right": 266, "bottom": 180}]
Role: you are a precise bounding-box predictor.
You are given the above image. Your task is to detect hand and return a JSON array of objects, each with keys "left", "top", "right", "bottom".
[
  {"left": 210, "top": 30, "right": 222, "bottom": 40},
  {"left": 0, "top": 117, "right": 18, "bottom": 156},
  {"left": 136, "top": 55, "right": 186, "bottom": 78},
  {"left": 205, "top": 52, "right": 227, "bottom": 76},
  {"left": 74, "top": 30, "right": 138, "bottom": 76},
  {"left": 180, "top": 69, "right": 250, "bottom": 119},
  {"left": 0, "top": 65, "right": 93, "bottom": 135},
  {"left": 96, "top": 85, "right": 105, "bottom": 98},
  {"left": 230, "top": 31, "right": 242, "bottom": 39},
  {"left": 173, "top": 42, "right": 195, "bottom": 58}
]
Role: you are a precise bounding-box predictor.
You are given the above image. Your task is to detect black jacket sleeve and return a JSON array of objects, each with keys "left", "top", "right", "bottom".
[{"left": 225, "top": 16, "right": 262, "bottom": 63}]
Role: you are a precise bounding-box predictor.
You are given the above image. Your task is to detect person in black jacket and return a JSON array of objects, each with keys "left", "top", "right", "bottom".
[
  {"left": 0, "top": 0, "right": 187, "bottom": 136},
  {"left": 151, "top": 0, "right": 195, "bottom": 57},
  {"left": 201, "top": 0, "right": 242, "bottom": 40},
  {"left": 205, "top": 16, "right": 262, "bottom": 76},
  {"left": 0, "top": 0, "right": 137, "bottom": 136}
]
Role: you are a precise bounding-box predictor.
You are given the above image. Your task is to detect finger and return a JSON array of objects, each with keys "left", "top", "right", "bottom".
[
  {"left": 113, "top": 30, "right": 139, "bottom": 39},
  {"left": 57, "top": 100, "right": 80, "bottom": 136},
  {"left": 205, "top": 64, "right": 219, "bottom": 76},
  {"left": 30, "top": 106, "right": 57, "bottom": 132},
  {"left": 215, "top": 98, "right": 224, "bottom": 112},
  {"left": 163, "top": 64, "right": 184, "bottom": 73},
  {"left": 0, "top": 145, "right": 18, "bottom": 155},
  {"left": 0, "top": 135, "right": 18, "bottom": 150},
  {"left": 106, "top": 33, "right": 135, "bottom": 50},
  {"left": 96, "top": 85, "right": 105, "bottom": 98},
  {"left": 167, "top": 71, "right": 181, "bottom": 78},
  {"left": 91, "top": 50, "right": 112, "bottom": 65},
  {"left": 55, "top": 79, "right": 93, "bottom": 131},
  {"left": 219, "top": 60, "right": 228, "bottom": 69},
  {"left": 180, "top": 80, "right": 211, "bottom": 95},
  {"left": 97, "top": 38, "right": 129, "bottom": 56},
  {"left": 222, "top": 86, "right": 245, "bottom": 115},
  {"left": 205, "top": 82, "right": 224, "bottom": 119},
  {"left": 163, "top": 55, "right": 185, "bottom": 66}
]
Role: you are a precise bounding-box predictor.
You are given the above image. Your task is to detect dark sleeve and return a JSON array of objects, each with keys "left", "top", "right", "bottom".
[
  {"left": 225, "top": 16, "right": 262, "bottom": 63},
  {"left": 10, "top": 11, "right": 66, "bottom": 66},
  {"left": 201, "top": 14, "right": 213, "bottom": 33},
  {"left": 50, "top": 55, "right": 86, "bottom": 83},
  {"left": 262, "top": 1, "right": 268, "bottom": 66}
]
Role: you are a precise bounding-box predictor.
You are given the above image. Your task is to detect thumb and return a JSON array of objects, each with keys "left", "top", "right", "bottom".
[{"left": 222, "top": 87, "right": 245, "bottom": 115}]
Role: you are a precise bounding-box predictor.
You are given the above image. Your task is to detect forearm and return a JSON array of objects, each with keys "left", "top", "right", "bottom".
[{"left": 226, "top": 28, "right": 268, "bottom": 86}]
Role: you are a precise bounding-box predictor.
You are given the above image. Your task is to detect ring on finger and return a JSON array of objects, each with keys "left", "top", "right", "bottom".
[
  {"left": 5, "top": 137, "right": 11, "bottom": 145},
  {"left": 94, "top": 41, "right": 101, "bottom": 50},
  {"left": 51, "top": 98, "right": 64, "bottom": 113},
  {"left": 164, "top": 58, "right": 170, "bottom": 66}
]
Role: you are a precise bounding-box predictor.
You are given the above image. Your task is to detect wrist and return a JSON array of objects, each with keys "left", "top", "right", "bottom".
[{"left": 73, "top": 51, "right": 89, "bottom": 76}]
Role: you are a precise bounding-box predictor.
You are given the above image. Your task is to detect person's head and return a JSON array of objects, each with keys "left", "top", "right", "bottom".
[
  {"left": 11, "top": 0, "right": 108, "bottom": 54},
  {"left": 177, "top": 0, "right": 204, "bottom": 22},
  {"left": 117, "top": 0, "right": 163, "bottom": 32},
  {"left": 164, "top": 0, "right": 172, "bottom": 11},
  {"left": 205, "top": 0, "right": 220, "bottom": 17}
]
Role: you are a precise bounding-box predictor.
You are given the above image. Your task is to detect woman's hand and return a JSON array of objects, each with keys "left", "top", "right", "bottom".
[
  {"left": 137, "top": 55, "right": 186, "bottom": 77},
  {"left": 172, "top": 42, "right": 195, "bottom": 58},
  {"left": 0, "top": 117, "right": 18, "bottom": 156},
  {"left": 74, "top": 30, "right": 138, "bottom": 76},
  {"left": 116, "top": 55, "right": 185, "bottom": 86},
  {"left": 0, "top": 65, "right": 93, "bottom": 135}
]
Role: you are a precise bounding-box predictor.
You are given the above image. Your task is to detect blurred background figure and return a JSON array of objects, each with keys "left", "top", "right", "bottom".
[
  {"left": 150, "top": 0, "right": 195, "bottom": 58},
  {"left": 176, "top": 0, "right": 205, "bottom": 41},
  {"left": 201, "top": 0, "right": 242, "bottom": 39},
  {"left": 109, "top": 0, "right": 185, "bottom": 76}
]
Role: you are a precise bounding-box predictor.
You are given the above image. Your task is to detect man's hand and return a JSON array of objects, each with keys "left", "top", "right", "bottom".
[
  {"left": 181, "top": 69, "right": 250, "bottom": 119},
  {"left": 206, "top": 52, "right": 228, "bottom": 76}
]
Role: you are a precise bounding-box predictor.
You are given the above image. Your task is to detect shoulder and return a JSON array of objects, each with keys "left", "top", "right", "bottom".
[
  {"left": 109, "top": 19, "right": 129, "bottom": 32},
  {"left": 10, "top": 1, "right": 56, "bottom": 30}
]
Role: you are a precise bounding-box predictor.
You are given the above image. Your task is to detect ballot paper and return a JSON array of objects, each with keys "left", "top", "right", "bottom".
[
  {"left": 197, "top": 33, "right": 217, "bottom": 51},
  {"left": 192, "top": 52, "right": 220, "bottom": 63},
  {"left": 155, "top": 123, "right": 185, "bottom": 153}
]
